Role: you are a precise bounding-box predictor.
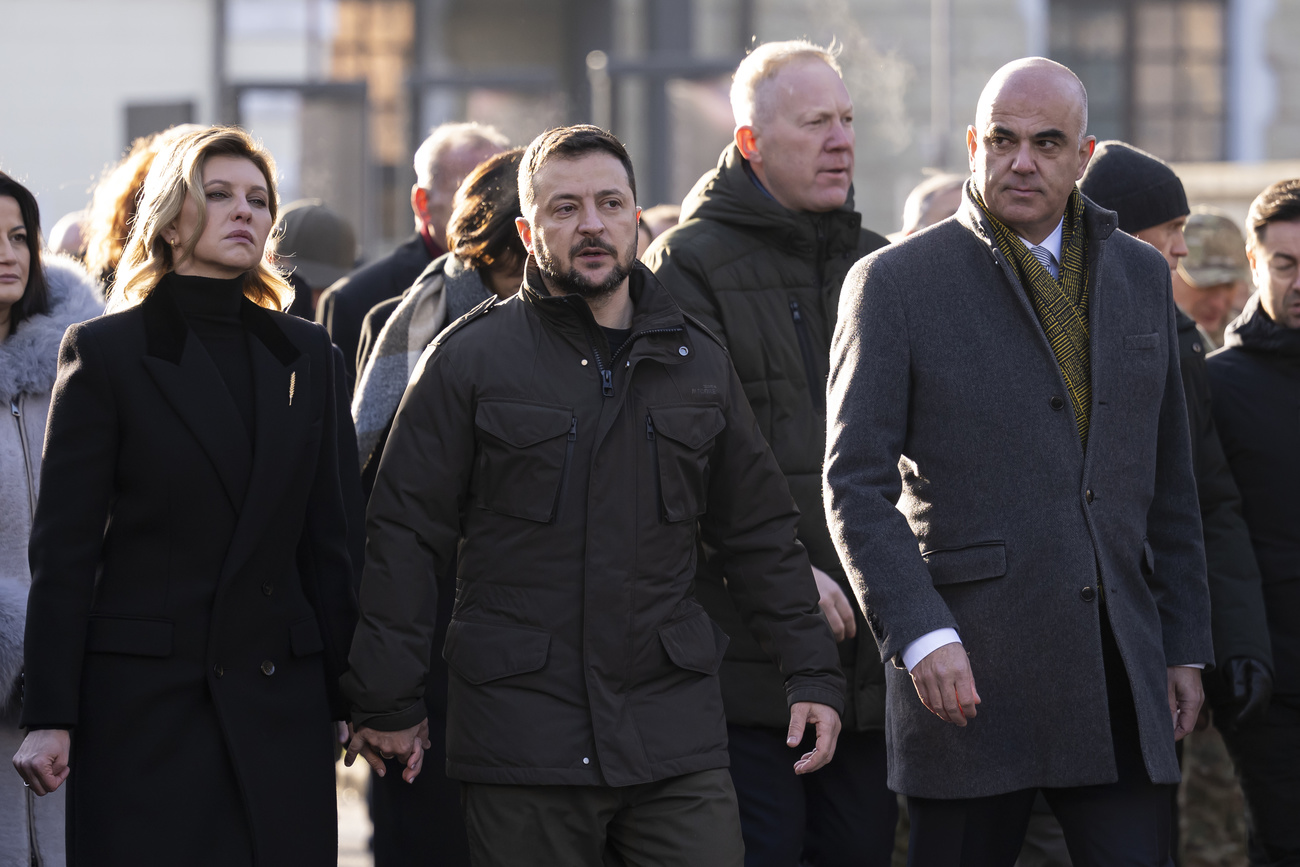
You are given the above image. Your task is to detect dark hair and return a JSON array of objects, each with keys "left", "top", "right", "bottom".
[
  {"left": 449, "top": 148, "right": 526, "bottom": 273},
  {"left": 518, "top": 125, "right": 637, "bottom": 213},
  {"left": 1247, "top": 178, "right": 1300, "bottom": 250},
  {"left": 0, "top": 171, "right": 51, "bottom": 330}
]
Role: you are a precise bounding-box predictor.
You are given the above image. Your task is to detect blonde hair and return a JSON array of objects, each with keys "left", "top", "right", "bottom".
[
  {"left": 730, "top": 40, "right": 843, "bottom": 129},
  {"left": 85, "top": 124, "right": 204, "bottom": 290},
  {"left": 110, "top": 127, "right": 292, "bottom": 312}
]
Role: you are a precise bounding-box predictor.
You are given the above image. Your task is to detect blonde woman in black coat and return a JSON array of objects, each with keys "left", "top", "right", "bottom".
[{"left": 13, "top": 127, "right": 359, "bottom": 866}]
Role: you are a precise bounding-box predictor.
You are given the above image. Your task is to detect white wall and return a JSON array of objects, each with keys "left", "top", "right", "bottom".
[{"left": 0, "top": 0, "right": 214, "bottom": 234}]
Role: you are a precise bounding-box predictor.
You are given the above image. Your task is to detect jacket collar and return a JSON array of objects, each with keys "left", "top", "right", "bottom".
[
  {"left": 522, "top": 260, "right": 684, "bottom": 335},
  {"left": 139, "top": 273, "right": 308, "bottom": 518},
  {"left": 956, "top": 179, "right": 1118, "bottom": 259},
  {"left": 679, "top": 143, "right": 863, "bottom": 258},
  {"left": 141, "top": 272, "right": 301, "bottom": 367},
  {"left": 1223, "top": 292, "right": 1300, "bottom": 358}
]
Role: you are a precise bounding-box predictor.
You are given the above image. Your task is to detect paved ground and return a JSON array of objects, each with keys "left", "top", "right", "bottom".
[{"left": 338, "top": 758, "right": 374, "bottom": 867}]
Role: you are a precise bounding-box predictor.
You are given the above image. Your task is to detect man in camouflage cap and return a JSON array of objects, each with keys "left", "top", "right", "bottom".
[{"left": 1174, "top": 207, "right": 1252, "bottom": 347}]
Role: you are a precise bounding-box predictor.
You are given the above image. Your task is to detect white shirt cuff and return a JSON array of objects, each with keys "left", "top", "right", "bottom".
[
  {"left": 1177, "top": 663, "right": 1206, "bottom": 669},
  {"left": 902, "top": 628, "right": 962, "bottom": 672}
]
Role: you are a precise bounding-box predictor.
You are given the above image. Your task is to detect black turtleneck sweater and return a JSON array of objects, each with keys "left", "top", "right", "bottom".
[{"left": 166, "top": 272, "right": 256, "bottom": 442}]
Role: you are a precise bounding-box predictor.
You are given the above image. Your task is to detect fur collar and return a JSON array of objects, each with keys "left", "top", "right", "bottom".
[{"left": 0, "top": 252, "right": 103, "bottom": 402}]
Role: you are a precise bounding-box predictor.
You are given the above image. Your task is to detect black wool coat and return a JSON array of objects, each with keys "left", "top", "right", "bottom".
[
  {"left": 1173, "top": 311, "right": 1272, "bottom": 700},
  {"left": 1208, "top": 295, "right": 1300, "bottom": 706},
  {"left": 22, "top": 278, "right": 359, "bottom": 866}
]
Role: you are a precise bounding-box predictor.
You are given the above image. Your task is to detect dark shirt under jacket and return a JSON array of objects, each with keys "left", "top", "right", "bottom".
[
  {"left": 316, "top": 234, "right": 437, "bottom": 392},
  {"left": 171, "top": 273, "right": 256, "bottom": 441}
]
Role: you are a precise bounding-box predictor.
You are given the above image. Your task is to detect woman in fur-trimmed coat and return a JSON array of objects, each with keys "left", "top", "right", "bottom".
[{"left": 0, "top": 173, "right": 103, "bottom": 867}]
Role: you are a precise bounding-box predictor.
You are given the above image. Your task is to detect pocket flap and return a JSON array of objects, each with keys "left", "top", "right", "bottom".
[
  {"left": 658, "top": 610, "right": 729, "bottom": 675},
  {"left": 649, "top": 405, "right": 725, "bottom": 449},
  {"left": 290, "top": 616, "right": 325, "bottom": 657},
  {"left": 475, "top": 400, "right": 573, "bottom": 448},
  {"left": 1124, "top": 332, "right": 1160, "bottom": 350},
  {"left": 85, "top": 615, "right": 174, "bottom": 657},
  {"left": 922, "top": 542, "right": 1007, "bottom": 586},
  {"left": 442, "top": 619, "right": 550, "bottom": 685}
]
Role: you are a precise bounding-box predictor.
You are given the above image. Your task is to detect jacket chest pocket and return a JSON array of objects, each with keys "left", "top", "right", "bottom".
[
  {"left": 647, "top": 404, "right": 726, "bottom": 522},
  {"left": 474, "top": 399, "right": 576, "bottom": 523}
]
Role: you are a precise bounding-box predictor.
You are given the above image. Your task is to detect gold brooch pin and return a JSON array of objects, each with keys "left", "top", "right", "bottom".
[{"left": 289, "top": 371, "right": 296, "bottom": 406}]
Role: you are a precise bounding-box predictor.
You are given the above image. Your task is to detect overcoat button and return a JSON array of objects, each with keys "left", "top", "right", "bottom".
[
  {"left": 1049, "top": 396, "right": 1065, "bottom": 410},
  {"left": 1085, "top": 489, "right": 1094, "bottom": 504},
  {"left": 260, "top": 660, "right": 276, "bottom": 676},
  {"left": 582, "top": 757, "right": 590, "bottom": 765},
  {"left": 678, "top": 346, "right": 689, "bottom": 356},
  {"left": 1192, "top": 342, "right": 1202, "bottom": 353},
  {"left": 262, "top": 582, "right": 274, "bottom": 596},
  {"left": 213, "top": 664, "right": 224, "bottom": 678},
  {"left": 1081, "top": 586, "right": 1096, "bottom": 602}
]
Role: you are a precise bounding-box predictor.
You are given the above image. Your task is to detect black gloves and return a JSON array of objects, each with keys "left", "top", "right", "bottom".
[{"left": 1219, "top": 656, "right": 1273, "bottom": 729}]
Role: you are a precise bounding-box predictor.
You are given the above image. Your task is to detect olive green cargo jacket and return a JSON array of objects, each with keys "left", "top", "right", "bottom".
[{"left": 342, "top": 263, "right": 844, "bottom": 786}]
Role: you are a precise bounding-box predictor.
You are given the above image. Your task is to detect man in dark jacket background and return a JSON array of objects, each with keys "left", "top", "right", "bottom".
[
  {"left": 316, "top": 121, "right": 508, "bottom": 390},
  {"left": 342, "top": 125, "right": 845, "bottom": 867},
  {"left": 1207, "top": 178, "right": 1300, "bottom": 866},
  {"left": 644, "top": 40, "right": 893, "bottom": 867}
]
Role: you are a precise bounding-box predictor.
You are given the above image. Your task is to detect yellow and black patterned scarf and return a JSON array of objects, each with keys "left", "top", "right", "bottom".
[{"left": 972, "top": 186, "right": 1092, "bottom": 447}]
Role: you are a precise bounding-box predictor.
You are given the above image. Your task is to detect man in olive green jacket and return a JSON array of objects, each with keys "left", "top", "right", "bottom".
[{"left": 644, "top": 40, "right": 893, "bottom": 867}]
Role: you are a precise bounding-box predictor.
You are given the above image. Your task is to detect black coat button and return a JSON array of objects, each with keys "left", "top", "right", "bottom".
[
  {"left": 1085, "top": 489, "right": 1094, "bottom": 504},
  {"left": 1050, "top": 396, "right": 1065, "bottom": 410},
  {"left": 213, "top": 664, "right": 224, "bottom": 678},
  {"left": 1081, "top": 586, "right": 1096, "bottom": 602},
  {"left": 260, "top": 660, "right": 275, "bottom": 676},
  {"left": 262, "top": 582, "right": 274, "bottom": 596}
]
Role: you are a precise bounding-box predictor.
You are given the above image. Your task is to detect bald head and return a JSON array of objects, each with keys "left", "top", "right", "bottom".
[
  {"left": 966, "top": 57, "right": 1095, "bottom": 243},
  {"left": 976, "top": 58, "right": 1089, "bottom": 147}
]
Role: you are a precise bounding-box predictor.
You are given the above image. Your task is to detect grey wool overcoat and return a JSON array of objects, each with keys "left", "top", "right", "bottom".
[{"left": 824, "top": 188, "right": 1213, "bottom": 799}]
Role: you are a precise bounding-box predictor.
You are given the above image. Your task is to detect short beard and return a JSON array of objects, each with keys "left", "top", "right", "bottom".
[{"left": 535, "top": 235, "right": 637, "bottom": 303}]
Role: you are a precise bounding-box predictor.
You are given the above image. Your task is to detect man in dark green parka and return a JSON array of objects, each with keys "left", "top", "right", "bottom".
[{"left": 644, "top": 40, "right": 893, "bottom": 867}]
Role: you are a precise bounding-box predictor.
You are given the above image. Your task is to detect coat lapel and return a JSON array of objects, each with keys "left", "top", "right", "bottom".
[
  {"left": 220, "top": 301, "right": 311, "bottom": 583},
  {"left": 140, "top": 285, "right": 253, "bottom": 511}
]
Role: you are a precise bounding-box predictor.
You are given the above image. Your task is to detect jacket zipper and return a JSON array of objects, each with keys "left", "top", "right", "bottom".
[
  {"left": 789, "top": 299, "right": 825, "bottom": 411},
  {"left": 550, "top": 416, "right": 578, "bottom": 522},
  {"left": 646, "top": 413, "right": 664, "bottom": 521},
  {"left": 11, "top": 396, "right": 36, "bottom": 518},
  {"left": 586, "top": 325, "right": 687, "bottom": 398},
  {"left": 585, "top": 331, "right": 615, "bottom": 398},
  {"left": 814, "top": 221, "right": 827, "bottom": 290}
]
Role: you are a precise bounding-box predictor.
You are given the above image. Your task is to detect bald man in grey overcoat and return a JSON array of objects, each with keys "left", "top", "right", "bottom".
[{"left": 825, "top": 58, "right": 1212, "bottom": 866}]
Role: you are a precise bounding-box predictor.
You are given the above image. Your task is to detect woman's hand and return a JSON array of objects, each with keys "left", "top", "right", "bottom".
[{"left": 13, "top": 729, "right": 71, "bottom": 795}]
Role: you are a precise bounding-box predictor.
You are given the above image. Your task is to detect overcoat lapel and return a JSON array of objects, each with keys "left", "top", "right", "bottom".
[
  {"left": 957, "top": 190, "right": 1118, "bottom": 462},
  {"left": 140, "top": 285, "right": 253, "bottom": 511},
  {"left": 220, "top": 301, "right": 311, "bottom": 584}
]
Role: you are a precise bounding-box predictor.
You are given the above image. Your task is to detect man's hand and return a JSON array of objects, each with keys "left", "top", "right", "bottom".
[
  {"left": 13, "top": 729, "right": 71, "bottom": 796},
  {"left": 911, "top": 642, "right": 980, "bottom": 726},
  {"left": 812, "top": 566, "right": 857, "bottom": 642},
  {"left": 344, "top": 719, "right": 432, "bottom": 784},
  {"left": 1168, "top": 666, "right": 1204, "bottom": 742},
  {"left": 787, "top": 701, "right": 841, "bottom": 775}
]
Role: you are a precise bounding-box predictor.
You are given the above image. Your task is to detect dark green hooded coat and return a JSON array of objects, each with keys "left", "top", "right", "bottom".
[{"left": 644, "top": 144, "right": 888, "bottom": 730}]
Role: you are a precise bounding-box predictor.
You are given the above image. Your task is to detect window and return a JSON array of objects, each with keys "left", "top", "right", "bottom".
[{"left": 1050, "top": 0, "right": 1226, "bottom": 161}]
